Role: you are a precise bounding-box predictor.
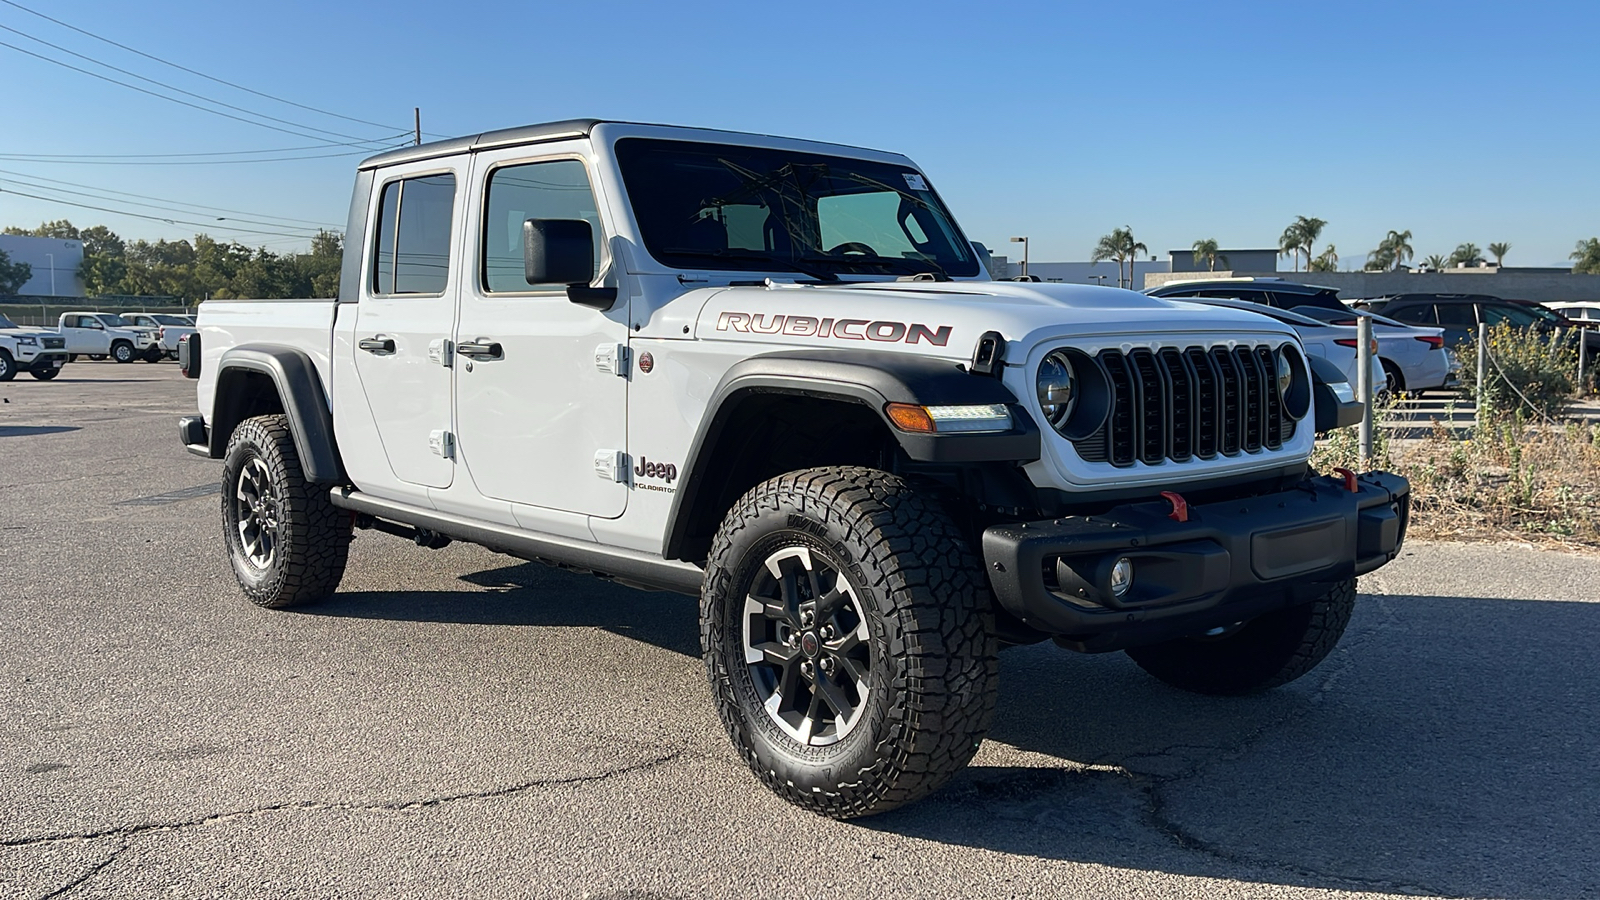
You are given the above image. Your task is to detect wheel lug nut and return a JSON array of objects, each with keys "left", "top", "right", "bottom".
[
  {"left": 820, "top": 625, "right": 835, "bottom": 640},
  {"left": 800, "top": 661, "right": 814, "bottom": 678},
  {"left": 820, "top": 658, "right": 835, "bottom": 675},
  {"left": 800, "top": 610, "right": 814, "bottom": 626},
  {"left": 786, "top": 634, "right": 799, "bottom": 649}
]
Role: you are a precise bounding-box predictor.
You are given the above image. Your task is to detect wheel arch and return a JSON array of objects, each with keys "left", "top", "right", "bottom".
[
  {"left": 208, "top": 345, "right": 345, "bottom": 484},
  {"left": 662, "top": 349, "right": 1040, "bottom": 562}
]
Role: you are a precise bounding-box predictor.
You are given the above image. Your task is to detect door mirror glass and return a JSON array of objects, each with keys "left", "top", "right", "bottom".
[{"left": 524, "top": 218, "right": 595, "bottom": 286}]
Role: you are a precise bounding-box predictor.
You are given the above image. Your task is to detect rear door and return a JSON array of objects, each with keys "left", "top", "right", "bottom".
[
  {"left": 1432, "top": 304, "right": 1477, "bottom": 347},
  {"left": 350, "top": 163, "right": 463, "bottom": 489},
  {"left": 452, "top": 146, "right": 630, "bottom": 518}
]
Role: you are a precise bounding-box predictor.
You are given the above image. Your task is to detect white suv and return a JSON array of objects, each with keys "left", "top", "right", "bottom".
[{"left": 0, "top": 314, "right": 69, "bottom": 380}]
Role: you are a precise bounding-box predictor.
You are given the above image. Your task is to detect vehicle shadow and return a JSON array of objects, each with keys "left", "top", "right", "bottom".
[
  {"left": 308, "top": 560, "right": 701, "bottom": 657},
  {"left": 0, "top": 425, "right": 81, "bottom": 437},
  {"left": 864, "top": 592, "right": 1600, "bottom": 899}
]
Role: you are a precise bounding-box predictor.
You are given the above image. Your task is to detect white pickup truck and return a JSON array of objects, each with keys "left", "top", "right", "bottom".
[
  {"left": 120, "top": 312, "right": 196, "bottom": 359},
  {"left": 180, "top": 119, "right": 1409, "bottom": 818},
  {"left": 57, "top": 311, "right": 162, "bottom": 363}
]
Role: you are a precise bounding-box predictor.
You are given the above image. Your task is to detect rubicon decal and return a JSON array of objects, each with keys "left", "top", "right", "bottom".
[{"left": 715, "top": 312, "right": 952, "bottom": 347}]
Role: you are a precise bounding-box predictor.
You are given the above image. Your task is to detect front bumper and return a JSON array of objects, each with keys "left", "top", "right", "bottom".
[
  {"left": 983, "top": 471, "right": 1410, "bottom": 651},
  {"left": 20, "top": 351, "right": 68, "bottom": 371}
]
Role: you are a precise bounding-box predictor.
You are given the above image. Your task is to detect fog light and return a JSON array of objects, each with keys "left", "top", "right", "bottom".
[{"left": 1110, "top": 557, "right": 1133, "bottom": 598}]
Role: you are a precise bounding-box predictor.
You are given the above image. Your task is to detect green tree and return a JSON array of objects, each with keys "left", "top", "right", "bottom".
[
  {"left": 0, "top": 248, "right": 32, "bottom": 295},
  {"left": 1294, "top": 216, "right": 1327, "bottom": 273},
  {"left": 1488, "top": 242, "right": 1511, "bottom": 266},
  {"left": 1191, "top": 237, "right": 1228, "bottom": 272},
  {"left": 1308, "top": 245, "right": 1339, "bottom": 272},
  {"left": 1384, "top": 229, "right": 1414, "bottom": 271},
  {"left": 1449, "top": 242, "right": 1483, "bottom": 267},
  {"left": 1572, "top": 238, "right": 1600, "bottom": 274},
  {"left": 4, "top": 219, "right": 81, "bottom": 239},
  {"left": 1092, "top": 226, "right": 1147, "bottom": 289},
  {"left": 1422, "top": 254, "right": 1448, "bottom": 270},
  {"left": 1279, "top": 224, "right": 1302, "bottom": 272}
]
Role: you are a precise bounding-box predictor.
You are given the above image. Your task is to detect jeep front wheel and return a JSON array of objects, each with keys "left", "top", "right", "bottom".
[
  {"left": 701, "top": 466, "right": 997, "bottom": 818},
  {"left": 221, "top": 414, "right": 351, "bottom": 608},
  {"left": 1125, "top": 578, "right": 1357, "bottom": 695}
]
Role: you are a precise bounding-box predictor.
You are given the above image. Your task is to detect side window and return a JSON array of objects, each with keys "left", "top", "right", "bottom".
[
  {"left": 482, "top": 159, "right": 602, "bottom": 293},
  {"left": 1433, "top": 304, "right": 1475, "bottom": 327},
  {"left": 371, "top": 172, "right": 457, "bottom": 295},
  {"left": 1388, "top": 304, "right": 1436, "bottom": 325},
  {"left": 1482, "top": 304, "right": 1537, "bottom": 327}
]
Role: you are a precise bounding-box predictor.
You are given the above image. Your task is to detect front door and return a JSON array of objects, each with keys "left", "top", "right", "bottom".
[
  {"left": 453, "top": 148, "right": 629, "bottom": 518},
  {"left": 61, "top": 315, "right": 109, "bottom": 354},
  {"left": 351, "top": 164, "right": 462, "bottom": 489}
]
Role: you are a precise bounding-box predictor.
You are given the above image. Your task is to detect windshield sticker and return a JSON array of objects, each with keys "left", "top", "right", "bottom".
[{"left": 903, "top": 173, "right": 928, "bottom": 191}]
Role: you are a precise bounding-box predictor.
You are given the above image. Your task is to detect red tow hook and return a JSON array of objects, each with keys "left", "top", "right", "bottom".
[
  {"left": 1333, "top": 467, "right": 1359, "bottom": 493},
  {"left": 1159, "top": 491, "right": 1189, "bottom": 523}
]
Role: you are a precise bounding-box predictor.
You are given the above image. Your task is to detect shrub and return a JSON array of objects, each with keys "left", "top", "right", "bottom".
[{"left": 1456, "top": 323, "right": 1577, "bottom": 421}]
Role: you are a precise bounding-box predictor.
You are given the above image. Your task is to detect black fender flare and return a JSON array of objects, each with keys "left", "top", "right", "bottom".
[
  {"left": 662, "top": 349, "right": 1039, "bottom": 560},
  {"left": 1309, "top": 354, "right": 1364, "bottom": 432},
  {"left": 210, "top": 345, "right": 345, "bottom": 484}
]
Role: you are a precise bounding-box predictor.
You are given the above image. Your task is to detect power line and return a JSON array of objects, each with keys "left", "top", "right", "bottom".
[
  {"left": 0, "top": 138, "right": 395, "bottom": 160},
  {"left": 0, "top": 173, "right": 337, "bottom": 233},
  {"left": 0, "top": 148, "right": 392, "bottom": 166},
  {"left": 0, "top": 0, "right": 435, "bottom": 137},
  {"left": 0, "top": 38, "right": 403, "bottom": 148},
  {"left": 0, "top": 168, "right": 344, "bottom": 227},
  {"left": 0, "top": 184, "right": 341, "bottom": 240}
]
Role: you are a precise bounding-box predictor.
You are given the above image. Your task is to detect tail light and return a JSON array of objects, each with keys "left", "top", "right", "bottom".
[
  {"left": 158, "top": 327, "right": 166, "bottom": 341},
  {"left": 1334, "top": 338, "right": 1380, "bottom": 354},
  {"left": 1414, "top": 334, "right": 1444, "bottom": 349}
]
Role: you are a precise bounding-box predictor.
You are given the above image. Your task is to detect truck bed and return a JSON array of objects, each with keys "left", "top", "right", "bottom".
[{"left": 195, "top": 299, "right": 337, "bottom": 422}]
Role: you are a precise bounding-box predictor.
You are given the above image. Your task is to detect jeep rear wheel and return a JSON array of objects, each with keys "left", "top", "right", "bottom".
[
  {"left": 111, "top": 341, "right": 134, "bottom": 363},
  {"left": 702, "top": 466, "right": 997, "bottom": 818},
  {"left": 1125, "top": 578, "right": 1357, "bottom": 695},
  {"left": 221, "top": 414, "right": 351, "bottom": 608}
]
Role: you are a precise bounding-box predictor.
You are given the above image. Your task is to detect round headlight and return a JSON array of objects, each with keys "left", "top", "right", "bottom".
[
  {"left": 1274, "top": 346, "right": 1293, "bottom": 395},
  {"left": 1037, "top": 350, "right": 1076, "bottom": 427}
]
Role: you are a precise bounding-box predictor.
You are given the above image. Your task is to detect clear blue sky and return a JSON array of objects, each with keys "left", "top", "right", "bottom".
[{"left": 2, "top": 0, "right": 1595, "bottom": 268}]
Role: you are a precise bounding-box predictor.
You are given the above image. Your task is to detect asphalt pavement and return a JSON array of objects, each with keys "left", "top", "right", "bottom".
[{"left": 2, "top": 363, "right": 1597, "bottom": 899}]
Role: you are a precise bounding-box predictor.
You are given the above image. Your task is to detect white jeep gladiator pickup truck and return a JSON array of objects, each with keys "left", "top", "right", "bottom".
[{"left": 179, "top": 119, "right": 1409, "bottom": 818}]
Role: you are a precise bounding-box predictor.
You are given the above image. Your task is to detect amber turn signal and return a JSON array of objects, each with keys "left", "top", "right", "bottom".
[{"left": 885, "top": 403, "right": 937, "bottom": 433}]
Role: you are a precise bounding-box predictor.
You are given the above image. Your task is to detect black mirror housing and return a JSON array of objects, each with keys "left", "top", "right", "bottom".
[{"left": 523, "top": 218, "right": 595, "bottom": 286}]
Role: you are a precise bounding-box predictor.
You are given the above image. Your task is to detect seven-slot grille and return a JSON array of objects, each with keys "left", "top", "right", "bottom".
[
  {"left": 1072, "top": 344, "right": 1296, "bottom": 467},
  {"left": 42, "top": 336, "right": 65, "bottom": 349}
]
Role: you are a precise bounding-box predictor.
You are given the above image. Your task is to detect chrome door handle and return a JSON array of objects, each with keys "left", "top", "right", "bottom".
[
  {"left": 358, "top": 336, "right": 395, "bottom": 354},
  {"left": 457, "top": 340, "right": 503, "bottom": 360}
]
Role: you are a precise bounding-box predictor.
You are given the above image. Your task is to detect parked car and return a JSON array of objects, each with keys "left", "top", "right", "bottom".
[
  {"left": 1167, "top": 296, "right": 1389, "bottom": 398},
  {"left": 179, "top": 118, "right": 1408, "bottom": 819},
  {"left": 1287, "top": 306, "right": 1455, "bottom": 395},
  {"left": 57, "top": 312, "right": 163, "bottom": 363},
  {"left": 1354, "top": 294, "right": 1600, "bottom": 355},
  {"left": 0, "top": 313, "right": 69, "bottom": 380},
  {"left": 1543, "top": 302, "right": 1600, "bottom": 330},
  {"left": 1145, "top": 277, "right": 1349, "bottom": 313},
  {"left": 120, "top": 312, "right": 197, "bottom": 359}
]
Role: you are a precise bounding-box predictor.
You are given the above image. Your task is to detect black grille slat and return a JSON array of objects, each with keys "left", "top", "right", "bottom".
[{"left": 1072, "top": 343, "right": 1290, "bottom": 467}]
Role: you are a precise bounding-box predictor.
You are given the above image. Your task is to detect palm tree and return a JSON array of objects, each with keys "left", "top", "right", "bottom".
[
  {"left": 1295, "top": 216, "right": 1327, "bottom": 272},
  {"left": 1092, "top": 226, "right": 1148, "bottom": 289},
  {"left": 1384, "top": 229, "right": 1414, "bottom": 271},
  {"left": 1488, "top": 242, "right": 1511, "bottom": 266},
  {"left": 1279, "top": 224, "right": 1303, "bottom": 272},
  {"left": 1572, "top": 238, "right": 1600, "bottom": 274},
  {"left": 1449, "top": 242, "right": 1483, "bottom": 267},
  {"left": 1422, "top": 254, "right": 1448, "bottom": 270},
  {"left": 1308, "top": 245, "right": 1338, "bottom": 272},
  {"left": 1191, "top": 238, "right": 1228, "bottom": 272}
]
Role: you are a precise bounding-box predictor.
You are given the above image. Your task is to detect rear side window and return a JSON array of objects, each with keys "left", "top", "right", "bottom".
[
  {"left": 371, "top": 173, "right": 457, "bottom": 295},
  {"left": 1434, "top": 305, "right": 1476, "bottom": 327},
  {"left": 1388, "top": 304, "right": 1437, "bottom": 325},
  {"left": 482, "top": 159, "right": 602, "bottom": 293}
]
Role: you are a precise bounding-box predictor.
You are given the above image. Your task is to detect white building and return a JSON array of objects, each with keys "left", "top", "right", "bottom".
[{"left": 0, "top": 234, "right": 86, "bottom": 297}]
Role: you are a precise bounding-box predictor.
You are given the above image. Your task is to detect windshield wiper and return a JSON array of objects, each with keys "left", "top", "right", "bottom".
[
  {"left": 799, "top": 254, "right": 949, "bottom": 281},
  {"left": 659, "top": 248, "right": 840, "bottom": 282}
]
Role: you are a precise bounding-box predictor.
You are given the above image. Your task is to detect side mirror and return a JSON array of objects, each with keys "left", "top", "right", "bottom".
[{"left": 523, "top": 218, "right": 617, "bottom": 311}]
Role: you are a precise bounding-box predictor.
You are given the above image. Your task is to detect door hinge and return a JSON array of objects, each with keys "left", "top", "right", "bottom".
[
  {"left": 593, "top": 449, "right": 627, "bottom": 482},
  {"left": 429, "top": 429, "right": 456, "bottom": 459},
  {"left": 594, "top": 342, "right": 629, "bottom": 377},
  {"left": 428, "top": 338, "right": 454, "bottom": 368}
]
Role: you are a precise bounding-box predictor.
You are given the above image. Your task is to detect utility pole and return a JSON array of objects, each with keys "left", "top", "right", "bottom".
[{"left": 414, "top": 108, "right": 422, "bottom": 146}]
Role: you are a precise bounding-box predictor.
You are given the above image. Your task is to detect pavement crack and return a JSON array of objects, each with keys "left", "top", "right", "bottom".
[
  {"left": 32, "top": 839, "right": 128, "bottom": 900},
  {"left": 3, "top": 750, "right": 681, "bottom": 849}
]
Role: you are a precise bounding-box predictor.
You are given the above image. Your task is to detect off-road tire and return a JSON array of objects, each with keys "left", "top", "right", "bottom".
[
  {"left": 702, "top": 466, "right": 998, "bottom": 818},
  {"left": 221, "top": 414, "right": 351, "bottom": 609},
  {"left": 0, "top": 349, "right": 14, "bottom": 381},
  {"left": 29, "top": 367, "right": 59, "bottom": 380},
  {"left": 111, "top": 341, "right": 135, "bottom": 363},
  {"left": 1126, "top": 578, "right": 1357, "bottom": 695}
]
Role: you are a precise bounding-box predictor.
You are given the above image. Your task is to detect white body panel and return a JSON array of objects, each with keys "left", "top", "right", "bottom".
[{"left": 194, "top": 299, "right": 337, "bottom": 418}]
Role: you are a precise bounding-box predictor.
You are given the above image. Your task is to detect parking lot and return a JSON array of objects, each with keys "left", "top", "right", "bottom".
[{"left": 2, "top": 363, "right": 1597, "bottom": 899}]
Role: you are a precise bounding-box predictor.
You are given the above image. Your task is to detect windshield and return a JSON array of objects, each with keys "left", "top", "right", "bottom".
[
  {"left": 615, "top": 138, "right": 978, "bottom": 279},
  {"left": 149, "top": 314, "right": 190, "bottom": 325},
  {"left": 1183, "top": 298, "right": 1331, "bottom": 328},
  {"left": 96, "top": 314, "right": 128, "bottom": 327},
  {"left": 0, "top": 315, "right": 15, "bottom": 329}
]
